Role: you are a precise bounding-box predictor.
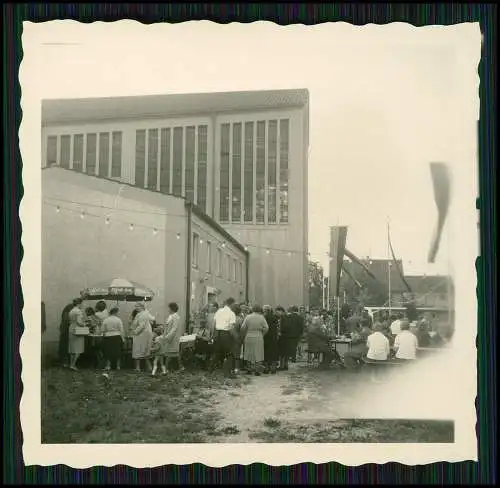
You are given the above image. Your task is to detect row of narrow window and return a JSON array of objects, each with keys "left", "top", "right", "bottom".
[
  {"left": 219, "top": 119, "right": 289, "bottom": 225},
  {"left": 46, "top": 119, "right": 290, "bottom": 225},
  {"left": 46, "top": 132, "right": 122, "bottom": 178},
  {"left": 135, "top": 126, "right": 208, "bottom": 213},
  {"left": 192, "top": 233, "right": 244, "bottom": 284}
]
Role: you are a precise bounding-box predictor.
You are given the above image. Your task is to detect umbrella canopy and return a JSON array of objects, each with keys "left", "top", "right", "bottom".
[{"left": 81, "top": 278, "right": 155, "bottom": 302}]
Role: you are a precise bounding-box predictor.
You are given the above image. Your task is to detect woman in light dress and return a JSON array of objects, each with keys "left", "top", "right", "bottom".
[
  {"left": 68, "top": 298, "right": 85, "bottom": 371},
  {"left": 131, "top": 302, "right": 154, "bottom": 372},
  {"left": 240, "top": 304, "right": 269, "bottom": 376},
  {"left": 152, "top": 302, "right": 184, "bottom": 376}
]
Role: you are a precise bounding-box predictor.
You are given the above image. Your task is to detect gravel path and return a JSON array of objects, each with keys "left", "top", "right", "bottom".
[
  {"left": 213, "top": 363, "right": 364, "bottom": 442},
  {"left": 212, "top": 349, "right": 455, "bottom": 442}
]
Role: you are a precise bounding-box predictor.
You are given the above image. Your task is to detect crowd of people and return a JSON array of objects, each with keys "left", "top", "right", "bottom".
[
  {"left": 58, "top": 296, "right": 446, "bottom": 376},
  {"left": 58, "top": 298, "right": 183, "bottom": 373},
  {"left": 197, "top": 298, "right": 306, "bottom": 377}
]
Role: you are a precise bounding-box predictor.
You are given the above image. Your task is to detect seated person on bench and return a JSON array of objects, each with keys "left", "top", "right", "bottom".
[
  {"left": 393, "top": 320, "right": 418, "bottom": 360},
  {"left": 343, "top": 323, "right": 372, "bottom": 369},
  {"left": 365, "top": 323, "right": 390, "bottom": 363},
  {"left": 307, "top": 313, "right": 335, "bottom": 368}
]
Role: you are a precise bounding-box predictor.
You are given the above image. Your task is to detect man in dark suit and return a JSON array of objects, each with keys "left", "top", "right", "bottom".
[
  {"left": 58, "top": 300, "right": 76, "bottom": 367},
  {"left": 278, "top": 309, "right": 295, "bottom": 370},
  {"left": 289, "top": 306, "right": 305, "bottom": 362},
  {"left": 263, "top": 305, "right": 279, "bottom": 374}
]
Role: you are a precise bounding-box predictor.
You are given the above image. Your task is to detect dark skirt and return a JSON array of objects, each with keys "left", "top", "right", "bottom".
[
  {"left": 264, "top": 338, "right": 279, "bottom": 362},
  {"left": 102, "top": 335, "right": 123, "bottom": 362},
  {"left": 278, "top": 336, "right": 296, "bottom": 358},
  {"left": 214, "top": 330, "right": 235, "bottom": 356}
]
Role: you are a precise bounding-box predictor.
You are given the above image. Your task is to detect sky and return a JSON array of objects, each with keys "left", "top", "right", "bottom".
[{"left": 24, "top": 21, "right": 479, "bottom": 277}]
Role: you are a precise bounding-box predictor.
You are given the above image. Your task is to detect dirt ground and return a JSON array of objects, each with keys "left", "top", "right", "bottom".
[
  {"left": 42, "top": 351, "right": 455, "bottom": 443},
  {"left": 210, "top": 361, "right": 454, "bottom": 443}
]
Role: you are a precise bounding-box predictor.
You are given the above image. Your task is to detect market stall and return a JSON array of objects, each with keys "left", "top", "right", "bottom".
[{"left": 80, "top": 278, "right": 155, "bottom": 366}]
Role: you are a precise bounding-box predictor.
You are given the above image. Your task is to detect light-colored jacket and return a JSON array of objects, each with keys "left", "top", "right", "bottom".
[{"left": 161, "top": 312, "right": 184, "bottom": 354}]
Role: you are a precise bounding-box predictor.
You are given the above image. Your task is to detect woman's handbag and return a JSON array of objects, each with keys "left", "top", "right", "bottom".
[{"left": 73, "top": 326, "right": 90, "bottom": 336}]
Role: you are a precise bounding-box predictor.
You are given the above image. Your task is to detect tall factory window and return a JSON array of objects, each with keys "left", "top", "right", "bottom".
[
  {"left": 86, "top": 133, "right": 97, "bottom": 176},
  {"left": 111, "top": 131, "right": 122, "bottom": 178},
  {"left": 147, "top": 129, "right": 159, "bottom": 190},
  {"left": 219, "top": 123, "right": 230, "bottom": 222},
  {"left": 243, "top": 122, "right": 254, "bottom": 222},
  {"left": 72, "top": 134, "right": 84, "bottom": 172},
  {"left": 255, "top": 121, "right": 266, "bottom": 223},
  {"left": 135, "top": 130, "right": 146, "bottom": 187},
  {"left": 231, "top": 123, "right": 242, "bottom": 222},
  {"left": 184, "top": 126, "right": 196, "bottom": 203},
  {"left": 60, "top": 135, "right": 71, "bottom": 169},
  {"left": 279, "top": 119, "right": 289, "bottom": 223},
  {"left": 206, "top": 241, "right": 212, "bottom": 273},
  {"left": 98, "top": 132, "right": 110, "bottom": 177},
  {"left": 197, "top": 125, "right": 208, "bottom": 212},
  {"left": 216, "top": 248, "right": 222, "bottom": 277},
  {"left": 46, "top": 136, "right": 58, "bottom": 167},
  {"left": 192, "top": 232, "right": 199, "bottom": 267},
  {"left": 267, "top": 120, "right": 278, "bottom": 223},
  {"left": 226, "top": 254, "right": 232, "bottom": 281},
  {"left": 160, "top": 128, "right": 171, "bottom": 194},
  {"left": 172, "top": 127, "right": 183, "bottom": 196}
]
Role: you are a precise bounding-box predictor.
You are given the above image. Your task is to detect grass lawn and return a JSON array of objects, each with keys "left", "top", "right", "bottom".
[
  {"left": 41, "top": 367, "right": 248, "bottom": 443},
  {"left": 42, "top": 366, "right": 454, "bottom": 444},
  {"left": 248, "top": 418, "right": 454, "bottom": 443}
]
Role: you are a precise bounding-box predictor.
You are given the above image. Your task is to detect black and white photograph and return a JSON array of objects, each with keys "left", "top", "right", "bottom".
[{"left": 20, "top": 20, "right": 479, "bottom": 466}]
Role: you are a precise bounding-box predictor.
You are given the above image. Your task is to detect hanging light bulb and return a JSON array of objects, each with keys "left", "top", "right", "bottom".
[
  {"left": 105, "top": 217, "right": 110, "bottom": 225},
  {"left": 80, "top": 211, "right": 85, "bottom": 219},
  {"left": 287, "top": 252, "right": 292, "bottom": 258},
  {"left": 244, "top": 245, "right": 249, "bottom": 251},
  {"left": 199, "top": 238, "right": 203, "bottom": 244},
  {"left": 266, "top": 249, "right": 270, "bottom": 255},
  {"left": 129, "top": 223, "right": 134, "bottom": 231},
  {"left": 176, "top": 232, "right": 181, "bottom": 240},
  {"left": 153, "top": 228, "right": 158, "bottom": 236},
  {"left": 221, "top": 241, "right": 226, "bottom": 248},
  {"left": 56, "top": 206, "right": 61, "bottom": 213}
]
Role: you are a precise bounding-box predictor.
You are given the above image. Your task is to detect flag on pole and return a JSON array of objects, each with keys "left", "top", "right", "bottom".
[
  {"left": 428, "top": 162, "right": 451, "bottom": 263},
  {"left": 328, "top": 226, "right": 348, "bottom": 301},
  {"left": 387, "top": 226, "right": 413, "bottom": 295}
]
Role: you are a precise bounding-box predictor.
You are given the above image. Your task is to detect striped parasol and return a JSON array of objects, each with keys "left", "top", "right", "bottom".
[{"left": 81, "top": 278, "right": 155, "bottom": 301}]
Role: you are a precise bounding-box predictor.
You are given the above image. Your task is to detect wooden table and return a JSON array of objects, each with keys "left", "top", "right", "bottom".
[{"left": 329, "top": 338, "right": 352, "bottom": 358}]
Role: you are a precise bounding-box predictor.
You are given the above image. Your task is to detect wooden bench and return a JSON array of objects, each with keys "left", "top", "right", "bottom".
[{"left": 362, "top": 358, "right": 407, "bottom": 366}]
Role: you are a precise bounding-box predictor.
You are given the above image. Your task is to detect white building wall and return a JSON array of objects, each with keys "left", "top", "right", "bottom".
[{"left": 42, "top": 105, "right": 308, "bottom": 310}]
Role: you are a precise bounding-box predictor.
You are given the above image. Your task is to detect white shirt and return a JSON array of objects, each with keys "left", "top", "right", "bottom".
[
  {"left": 214, "top": 306, "right": 236, "bottom": 331},
  {"left": 390, "top": 319, "right": 402, "bottom": 335},
  {"left": 366, "top": 331, "right": 390, "bottom": 361},
  {"left": 95, "top": 310, "right": 109, "bottom": 322},
  {"left": 394, "top": 330, "right": 418, "bottom": 360}
]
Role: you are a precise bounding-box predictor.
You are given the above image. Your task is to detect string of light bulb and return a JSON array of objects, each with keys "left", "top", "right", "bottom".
[{"left": 45, "top": 200, "right": 313, "bottom": 257}]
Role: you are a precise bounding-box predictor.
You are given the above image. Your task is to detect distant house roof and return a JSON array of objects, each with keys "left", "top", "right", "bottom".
[
  {"left": 42, "top": 89, "right": 310, "bottom": 125},
  {"left": 404, "top": 275, "right": 450, "bottom": 294},
  {"left": 341, "top": 259, "right": 408, "bottom": 293},
  {"left": 341, "top": 258, "right": 452, "bottom": 296}
]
